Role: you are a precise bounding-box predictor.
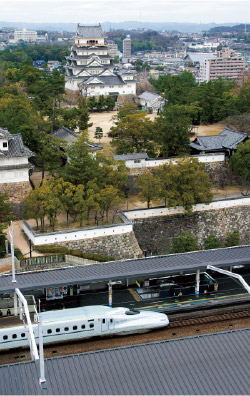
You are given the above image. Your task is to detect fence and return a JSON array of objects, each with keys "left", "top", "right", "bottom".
[{"left": 20, "top": 255, "right": 65, "bottom": 267}]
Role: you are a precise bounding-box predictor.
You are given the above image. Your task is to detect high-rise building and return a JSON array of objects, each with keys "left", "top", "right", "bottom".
[
  {"left": 13, "top": 29, "right": 37, "bottom": 43},
  {"left": 65, "top": 24, "right": 136, "bottom": 97},
  {"left": 123, "top": 35, "right": 131, "bottom": 59},
  {"left": 198, "top": 48, "right": 244, "bottom": 83}
]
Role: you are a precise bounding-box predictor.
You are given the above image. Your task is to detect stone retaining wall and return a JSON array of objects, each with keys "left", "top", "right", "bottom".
[
  {"left": 132, "top": 206, "right": 250, "bottom": 255},
  {"left": 55, "top": 231, "right": 143, "bottom": 260},
  {"left": 0, "top": 181, "right": 32, "bottom": 218}
]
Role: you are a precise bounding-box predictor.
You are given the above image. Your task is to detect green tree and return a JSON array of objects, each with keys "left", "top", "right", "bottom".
[
  {"left": 96, "top": 95, "right": 106, "bottom": 112},
  {"left": 135, "top": 171, "right": 161, "bottom": 208},
  {"left": 230, "top": 140, "right": 250, "bottom": 195},
  {"left": 88, "top": 96, "right": 97, "bottom": 112},
  {"left": 154, "top": 105, "right": 191, "bottom": 157},
  {"left": 169, "top": 231, "right": 200, "bottom": 253},
  {"left": 105, "top": 96, "right": 115, "bottom": 111},
  {"left": 155, "top": 158, "right": 213, "bottom": 214},
  {"left": 204, "top": 235, "right": 221, "bottom": 250},
  {"left": 35, "top": 134, "right": 67, "bottom": 181},
  {"left": 110, "top": 112, "right": 156, "bottom": 156},
  {"left": 151, "top": 71, "right": 197, "bottom": 105},
  {"left": 77, "top": 97, "right": 92, "bottom": 131},
  {"left": 94, "top": 127, "right": 103, "bottom": 143},
  {"left": 224, "top": 230, "right": 240, "bottom": 247}
]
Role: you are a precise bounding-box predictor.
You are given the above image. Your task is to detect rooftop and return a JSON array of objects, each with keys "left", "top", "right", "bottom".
[
  {"left": 114, "top": 152, "right": 149, "bottom": 161},
  {"left": 190, "top": 128, "right": 248, "bottom": 152},
  {"left": 0, "top": 329, "right": 248, "bottom": 395},
  {"left": 0, "top": 128, "right": 34, "bottom": 159},
  {"left": 75, "top": 24, "right": 105, "bottom": 39},
  {"left": 138, "top": 91, "right": 163, "bottom": 101},
  {"left": 0, "top": 245, "right": 249, "bottom": 294}
]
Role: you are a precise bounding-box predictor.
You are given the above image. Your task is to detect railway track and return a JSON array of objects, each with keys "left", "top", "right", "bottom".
[{"left": 0, "top": 303, "right": 249, "bottom": 366}]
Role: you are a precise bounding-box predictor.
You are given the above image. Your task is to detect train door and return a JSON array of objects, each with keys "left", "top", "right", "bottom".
[
  {"left": 109, "top": 318, "right": 114, "bottom": 331},
  {"left": 101, "top": 318, "right": 108, "bottom": 332}
]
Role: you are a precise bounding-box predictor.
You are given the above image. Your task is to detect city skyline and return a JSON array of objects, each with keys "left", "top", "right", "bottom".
[{"left": 1, "top": 0, "right": 249, "bottom": 25}]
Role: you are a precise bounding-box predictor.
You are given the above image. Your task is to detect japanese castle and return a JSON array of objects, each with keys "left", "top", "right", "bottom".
[{"left": 65, "top": 24, "right": 136, "bottom": 98}]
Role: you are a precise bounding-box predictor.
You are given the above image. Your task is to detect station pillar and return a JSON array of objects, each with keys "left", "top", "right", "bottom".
[
  {"left": 195, "top": 270, "right": 200, "bottom": 297},
  {"left": 108, "top": 281, "right": 112, "bottom": 307},
  {"left": 14, "top": 291, "right": 18, "bottom": 316}
]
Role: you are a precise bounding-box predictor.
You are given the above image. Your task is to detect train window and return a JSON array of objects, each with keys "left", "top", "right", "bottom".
[
  {"left": 89, "top": 323, "right": 94, "bottom": 328},
  {"left": 110, "top": 319, "right": 113, "bottom": 323},
  {"left": 21, "top": 333, "right": 25, "bottom": 338},
  {"left": 56, "top": 328, "right": 60, "bottom": 333},
  {"left": 47, "top": 329, "right": 52, "bottom": 334},
  {"left": 102, "top": 319, "right": 105, "bottom": 324},
  {"left": 81, "top": 324, "right": 85, "bottom": 329},
  {"left": 64, "top": 327, "right": 69, "bottom": 331},
  {"left": 125, "top": 309, "right": 139, "bottom": 315},
  {"left": 12, "top": 334, "right": 17, "bottom": 339},
  {"left": 73, "top": 326, "right": 77, "bottom": 330},
  {"left": 3, "top": 335, "right": 8, "bottom": 340}
]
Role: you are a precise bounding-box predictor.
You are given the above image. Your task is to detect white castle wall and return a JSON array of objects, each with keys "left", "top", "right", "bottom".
[
  {"left": 123, "top": 197, "right": 250, "bottom": 220},
  {"left": 124, "top": 153, "right": 225, "bottom": 169},
  {"left": 23, "top": 221, "right": 133, "bottom": 246}
]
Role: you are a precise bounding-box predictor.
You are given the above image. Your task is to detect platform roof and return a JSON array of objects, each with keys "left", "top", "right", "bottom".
[
  {"left": 0, "top": 246, "right": 249, "bottom": 294},
  {"left": 0, "top": 329, "right": 249, "bottom": 395}
]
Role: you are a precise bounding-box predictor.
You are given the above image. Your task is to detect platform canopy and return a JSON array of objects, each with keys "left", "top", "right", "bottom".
[{"left": 0, "top": 246, "right": 249, "bottom": 294}]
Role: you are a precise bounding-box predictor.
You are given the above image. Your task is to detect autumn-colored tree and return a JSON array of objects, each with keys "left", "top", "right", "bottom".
[
  {"left": 155, "top": 157, "right": 213, "bottom": 214},
  {"left": 135, "top": 171, "right": 161, "bottom": 208},
  {"left": 73, "top": 185, "right": 87, "bottom": 227},
  {"left": 99, "top": 185, "right": 124, "bottom": 222}
]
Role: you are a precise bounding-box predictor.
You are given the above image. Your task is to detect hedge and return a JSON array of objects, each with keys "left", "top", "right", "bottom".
[{"left": 35, "top": 244, "right": 115, "bottom": 262}]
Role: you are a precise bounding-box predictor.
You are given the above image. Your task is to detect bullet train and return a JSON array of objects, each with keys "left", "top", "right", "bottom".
[{"left": 0, "top": 305, "right": 169, "bottom": 351}]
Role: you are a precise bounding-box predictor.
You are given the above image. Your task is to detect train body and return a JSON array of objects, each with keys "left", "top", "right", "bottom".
[{"left": 0, "top": 305, "right": 169, "bottom": 351}]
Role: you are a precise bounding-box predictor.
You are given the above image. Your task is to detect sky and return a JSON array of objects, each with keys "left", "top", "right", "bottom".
[{"left": 0, "top": 0, "right": 249, "bottom": 25}]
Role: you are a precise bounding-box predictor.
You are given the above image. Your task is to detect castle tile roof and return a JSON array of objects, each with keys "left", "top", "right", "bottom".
[
  {"left": 76, "top": 24, "right": 104, "bottom": 38},
  {"left": 190, "top": 128, "right": 248, "bottom": 152},
  {"left": 0, "top": 128, "right": 34, "bottom": 158}
]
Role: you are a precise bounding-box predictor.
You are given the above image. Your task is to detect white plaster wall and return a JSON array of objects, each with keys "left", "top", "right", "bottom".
[
  {"left": 123, "top": 197, "right": 250, "bottom": 220},
  {"left": 0, "top": 157, "right": 28, "bottom": 166},
  {"left": 124, "top": 154, "right": 225, "bottom": 169},
  {"left": 0, "top": 169, "right": 30, "bottom": 183},
  {"left": 23, "top": 222, "right": 133, "bottom": 246}
]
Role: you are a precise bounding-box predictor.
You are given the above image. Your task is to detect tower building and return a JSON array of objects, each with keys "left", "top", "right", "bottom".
[{"left": 65, "top": 24, "right": 136, "bottom": 98}]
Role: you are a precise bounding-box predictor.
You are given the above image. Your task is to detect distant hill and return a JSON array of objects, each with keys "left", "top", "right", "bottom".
[
  {"left": 0, "top": 20, "right": 238, "bottom": 33},
  {"left": 209, "top": 24, "right": 250, "bottom": 33}
]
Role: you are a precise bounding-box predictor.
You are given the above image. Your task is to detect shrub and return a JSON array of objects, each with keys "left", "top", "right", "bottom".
[
  {"left": 224, "top": 230, "right": 240, "bottom": 248},
  {"left": 169, "top": 231, "right": 200, "bottom": 254},
  {"left": 204, "top": 235, "right": 221, "bottom": 250}
]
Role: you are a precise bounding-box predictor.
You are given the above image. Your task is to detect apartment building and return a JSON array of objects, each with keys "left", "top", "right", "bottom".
[
  {"left": 13, "top": 28, "right": 37, "bottom": 43},
  {"left": 199, "top": 48, "right": 244, "bottom": 83},
  {"left": 123, "top": 35, "right": 131, "bottom": 60}
]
